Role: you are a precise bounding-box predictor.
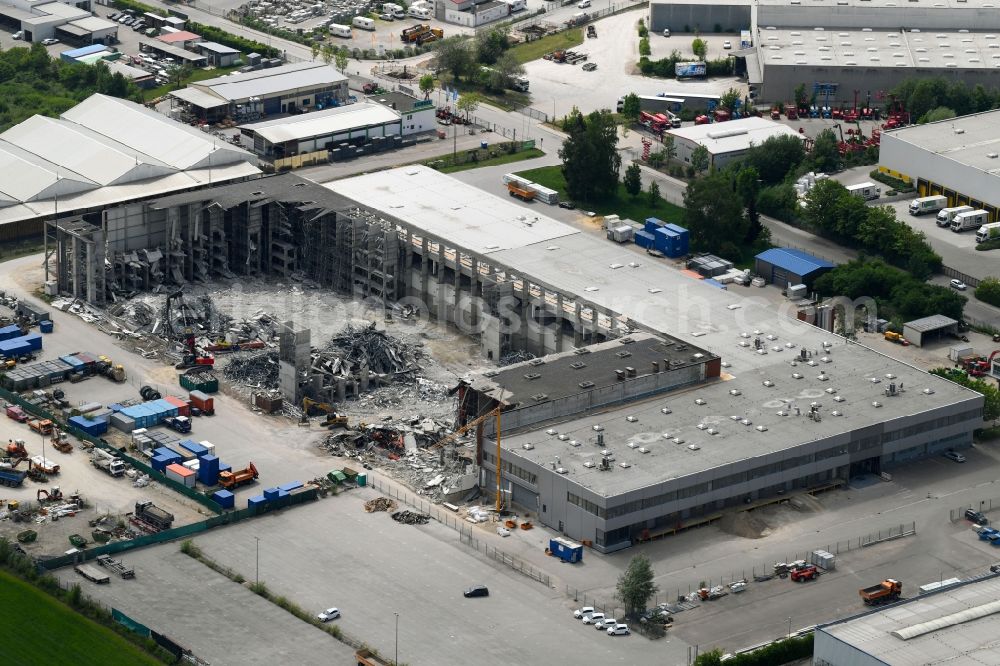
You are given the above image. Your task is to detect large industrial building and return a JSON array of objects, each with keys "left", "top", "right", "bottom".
[
  {"left": 878, "top": 110, "right": 1000, "bottom": 222},
  {"left": 814, "top": 575, "right": 1000, "bottom": 665},
  {"left": 667, "top": 117, "right": 803, "bottom": 169},
  {"left": 0, "top": 94, "right": 260, "bottom": 242},
  {"left": 0, "top": 0, "right": 118, "bottom": 44},
  {"left": 648, "top": 0, "right": 1000, "bottom": 104},
  {"left": 49, "top": 166, "right": 984, "bottom": 552},
  {"left": 168, "top": 62, "right": 350, "bottom": 124}
]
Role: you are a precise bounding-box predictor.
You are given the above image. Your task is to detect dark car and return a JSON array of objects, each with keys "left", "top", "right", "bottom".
[
  {"left": 463, "top": 585, "right": 489, "bottom": 598},
  {"left": 966, "top": 509, "right": 989, "bottom": 525},
  {"left": 558, "top": 201, "right": 575, "bottom": 209}
]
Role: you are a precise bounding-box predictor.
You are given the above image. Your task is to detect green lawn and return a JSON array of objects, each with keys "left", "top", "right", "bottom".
[
  {"left": 426, "top": 147, "right": 545, "bottom": 174},
  {"left": 508, "top": 29, "right": 584, "bottom": 64},
  {"left": 515, "top": 165, "right": 686, "bottom": 223},
  {"left": 144, "top": 65, "right": 242, "bottom": 100},
  {"left": 0, "top": 571, "right": 163, "bottom": 666}
]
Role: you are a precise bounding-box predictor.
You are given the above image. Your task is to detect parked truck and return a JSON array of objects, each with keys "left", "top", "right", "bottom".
[
  {"left": 218, "top": 461, "right": 259, "bottom": 490},
  {"left": 135, "top": 500, "right": 174, "bottom": 530},
  {"left": 91, "top": 449, "right": 126, "bottom": 477},
  {"left": 29, "top": 418, "right": 53, "bottom": 435},
  {"left": 5, "top": 404, "right": 28, "bottom": 422},
  {"left": 356, "top": 648, "right": 393, "bottom": 666},
  {"left": 951, "top": 209, "right": 989, "bottom": 232},
  {"left": 845, "top": 182, "right": 881, "bottom": 201},
  {"left": 860, "top": 579, "right": 902, "bottom": 605},
  {"left": 936, "top": 205, "right": 973, "bottom": 227},
  {"left": 908, "top": 195, "right": 947, "bottom": 216},
  {"left": 0, "top": 466, "right": 27, "bottom": 487},
  {"left": 507, "top": 182, "right": 535, "bottom": 202},
  {"left": 164, "top": 415, "right": 191, "bottom": 434},
  {"left": 976, "top": 221, "right": 1000, "bottom": 243}
]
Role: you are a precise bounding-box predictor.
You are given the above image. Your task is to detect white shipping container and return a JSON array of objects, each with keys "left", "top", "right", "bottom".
[
  {"left": 199, "top": 440, "right": 216, "bottom": 455},
  {"left": 949, "top": 345, "right": 974, "bottom": 362},
  {"left": 183, "top": 459, "right": 200, "bottom": 471}
]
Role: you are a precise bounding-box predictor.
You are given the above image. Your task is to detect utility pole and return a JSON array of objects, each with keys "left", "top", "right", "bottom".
[
  {"left": 394, "top": 612, "right": 399, "bottom": 665},
  {"left": 255, "top": 536, "right": 260, "bottom": 585}
]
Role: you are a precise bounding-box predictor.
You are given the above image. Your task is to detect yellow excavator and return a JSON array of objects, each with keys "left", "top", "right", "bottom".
[{"left": 301, "top": 398, "right": 349, "bottom": 429}]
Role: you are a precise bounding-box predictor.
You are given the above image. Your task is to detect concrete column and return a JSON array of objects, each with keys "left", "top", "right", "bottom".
[
  {"left": 71, "top": 236, "right": 80, "bottom": 300},
  {"left": 554, "top": 293, "right": 565, "bottom": 353},
  {"left": 469, "top": 260, "right": 480, "bottom": 330},
  {"left": 573, "top": 301, "right": 584, "bottom": 347}
]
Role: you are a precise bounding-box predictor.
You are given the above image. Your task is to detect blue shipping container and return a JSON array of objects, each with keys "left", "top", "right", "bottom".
[
  {"left": 549, "top": 537, "right": 584, "bottom": 563},
  {"left": 644, "top": 217, "right": 664, "bottom": 234},
  {"left": 263, "top": 487, "right": 279, "bottom": 501},
  {"left": 0, "top": 324, "right": 20, "bottom": 341},
  {"left": 654, "top": 227, "right": 678, "bottom": 255},
  {"left": 39, "top": 320, "right": 53, "bottom": 333},
  {"left": 663, "top": 223, "right": 690, "bottom": 255},
  {"left": 248, "top": 496, "right": 267, "bottom": 509},
  {"left": 278, "top": 481, "right": 304, "bottom": 492},
  {"left": 198, "top": 455, "right": 220, "bottom": 485},
  {"left": 634, "top": 230, "right": 656, "bottom": 249},
  {"left": 151, "top": 455, "right": 171, "bottom": 473},
  {"left": 23, "top": 334, "right": 42, "bottom": 351},
  {"left": 178, "top": 440, "right": 208, "bottom": 457},
  {"left": 211, "top": 489, "right": 235, "bottom": 509},
  {"left": 704, "top": 278, "right": 727, "bottom": 290}
]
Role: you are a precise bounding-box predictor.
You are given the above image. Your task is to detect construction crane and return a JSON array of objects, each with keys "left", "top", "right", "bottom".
[{"left": 432, "top": 403, "right": 506, "bottom": 514}]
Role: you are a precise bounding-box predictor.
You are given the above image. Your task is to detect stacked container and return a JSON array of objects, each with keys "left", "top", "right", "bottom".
[
  {"left": 68, "top": 415, "right": 108, "bottom": 436},
  {"left": 634, "top": 230, "right": 656, "bottom": 249},
  {"left": 164, "top": 396, "right": 190, "bottom": 417},
  {"left": 0, "top": 324, "right": 21, "bottom": 340},
  {"left": 165, "top": 463, "right": 196, "bottom": 488},
  {"left": 211, "top": 489, "right": 235, "bottom": 509},
  {"left": 198, "top": 455, "right": 220, "bottom": 485},
  {"left": 189, "top": 390, "right": 214, "bottom": 414}
]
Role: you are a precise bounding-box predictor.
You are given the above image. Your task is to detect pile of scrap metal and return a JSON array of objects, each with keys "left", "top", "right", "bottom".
[
  {"left": 391, "top": 510, "right": 430, "bottom": 525},
  {"left": 320, "top": 416, "right": 453, "bottom": 456},
  {"left": 314, "top": 323, "right": 421, "bottom": 388},
  {"left": 222, "top": 351, "right": 280, "bottom": 389}
]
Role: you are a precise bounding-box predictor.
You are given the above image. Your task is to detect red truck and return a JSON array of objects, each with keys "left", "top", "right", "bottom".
[
  {"left": 790, "top": 564, "right": 818, "bottom": 582},
  {"left": 5, "top": 404, "right": 28, "bottom": 422},
  {"left": 860, "top": 579, "right": 902, "bottom": 605}
]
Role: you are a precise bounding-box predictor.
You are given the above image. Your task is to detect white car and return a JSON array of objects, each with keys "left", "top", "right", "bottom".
[
  {"left": 41, "top": 38, "right": 59, "bottom": 45},
  {"left": 12, "top": 31, "right": 23, "bottom": 40},
  {"left": 950, "top": 279, "right": 967, "bottom": 291},
  {"left": 595, "top": 616, "right": 617, "bottom": 630},
  {"left": 730, "top": 581, "right": 747, "bottom": 593},
  {"left": 577, "top": 0, "right": 591, "bottom": 6},
  {"left": 573, "top": 606, "right": 594, "bottom": 619},
  {"left": 662, "top": 28, "right": 670, "bottom": 37},
  {"left": 317, "top": 607, "right": 341, "bottom": 622},
  {"left": 583, "top": 612, "right": 605, "bottom": 625},
  {"left": 608, "top": 623, "right": 631, "bottom": 636},
  {"left": 723, "top": 40, "right": 732, "bottom": 49}
]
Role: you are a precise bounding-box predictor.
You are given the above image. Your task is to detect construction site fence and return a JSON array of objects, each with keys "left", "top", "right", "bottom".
[
  {"left": 38, "top": 487, "right": 319, "bottom": 571},
  {"left": 0, "top": 385, "right": 222, "bottom": 515},
  {"left": 566, "top": 521, "right": 917, "bottom": 618},
  {"left": 500, "top": 0, "right": 648, "bottom": 35},
  {"left": 368, "top": 475, "right": 551, "bottom": 588},
  {"left": 951, "top": 498, "right": 1000, "bottom": 522}
]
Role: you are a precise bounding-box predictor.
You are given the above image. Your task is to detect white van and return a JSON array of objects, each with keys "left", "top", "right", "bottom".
[
  {"left": 951, "top": 209, "right": 989, "bottom": 233},
  {"left": 352, "top": 16, "right": 376, "bottom": 30},
  {"left": 577, "top": 0, "right": 591, "bottom": 7},
  {"left": 408, "top": 6, "right": 431, "bottom": 18},
  {"left": 329, "top": 23, "right": 352, "bottom": 38},
  {"left": 936, "top": 205, "right": 973, "bottom": 227}
]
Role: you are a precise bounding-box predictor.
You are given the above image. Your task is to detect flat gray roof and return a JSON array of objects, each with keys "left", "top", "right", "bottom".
[
  {"left": 758, "top": 27, "right": 1000, "bottom": 70},
  {"left": 905, "top": 315, "right": 958, "bottom": 333},
  {"left": 883, "top": 109, "right": 1000, "bottom": 172},
  {"left": 327, "top": 166, "right": 979, "bottom": 497},
  {"left": 465, "top": 333, "right": 715, "bottom": 409},
  {"left": 819, "top": 576, "right": 1000, "bottom": 665},
  {"left": 191, "top": 62, "right": 347, "bottom": 103},
  {"left": 197, "top": 41, "right": 239, "bottom": 55},
  {"left": 757, "top": 0, "right": 999, "bottom": 7},
  {"left": 668, "top": 117, "right": 802, "bottom": 156}
]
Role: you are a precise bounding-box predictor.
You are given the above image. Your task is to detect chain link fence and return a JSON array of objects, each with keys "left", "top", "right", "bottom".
[
  {"left": 368, "top": 475, "right": 551, "bottom": 587},
  {"left": 951, "top": 497, "right": 1000, "bottom": 522}
]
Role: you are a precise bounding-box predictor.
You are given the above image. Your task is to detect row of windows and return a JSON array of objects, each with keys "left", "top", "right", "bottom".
[
  {"left": 483, "top": 452, "right": 537, "bottom": 486},
  {"left": 568, "top": 492, "right": 605, "bottom": 518}
]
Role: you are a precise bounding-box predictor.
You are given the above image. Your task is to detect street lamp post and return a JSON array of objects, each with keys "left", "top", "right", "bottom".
[
  {"left": 394, "top": 612, "right": 399, "bottom": 665},
  {"left": 786, "top": 616, "right": 792, "bottom": 638},
  {"left": 255, "top": 536, "right": 260, "bottom": 585}
]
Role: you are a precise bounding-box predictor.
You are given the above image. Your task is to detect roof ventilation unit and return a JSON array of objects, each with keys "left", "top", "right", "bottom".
[
  {"left": 522, "top": 443, "right": 534, "bottom": 450},
  {"left": 626, "top": 415, "right": 638, "bottom": 423},
  {"left": 619, "top": 462, "right": 632, "bottom": 469},
  {"left": 558, "top": 434, "right": 569, "bottom": 441},
  {"left": 755, "top": 425, "right": 768, "bottom": 432},
  {"left": 834, "top": 395, "right": 845, "bottom": 402},
  {"left": 729, "top": 389, "right": 742, "bottom": 396},
  {"left": 546, "top": 429, "right": 557, "bottom": 436},
  {"left": 872, "top": 401, "right": 883, "bottom": 408},
  {"left": 923, "top": 388, "right": 935, "bottom": 395},
  {"left": 569, "top": 440, "right": 580, "bottom": 447},
  {"left": 763, "top": 380, "right": 775, "bottom": 387},
  {"left": 583, "top": 460, "right": 595, "bottom": 468},
  {"left": 687, "top": 444, "right": 701, "bottom": 451}
]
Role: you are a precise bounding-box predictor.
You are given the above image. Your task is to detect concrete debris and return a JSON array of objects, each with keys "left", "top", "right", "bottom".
[
  {"left": 498, "top": 349, "right": 536, "bottom": 367},
  {"left": 390, "top": 510, "right": 430, "bottom": 525},
  {"left": 222, "top": 351, "right": 280, "bottom": 389},
  {"left": 364, "top": 497, "right": 397, "bottom": 513}
]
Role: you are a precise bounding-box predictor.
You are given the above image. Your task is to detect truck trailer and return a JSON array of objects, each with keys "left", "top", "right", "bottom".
[
  {"left": 937, "top": 205, "right": 973, "bottom": 227},
  {"left": 976, "top": 221, "right": 1000, "bottom": 243},
  {"left": 135, "top": 500, "right": 174, "bottom": 530},
  {"left": 845, "top": 182, "right": 881, "bottom": 201},
  {"left": 75, "top": 563, "right": 111, "bottom": 584},
  {"left": 951, "top": 209, "right": 989, "bottom": 232},
  {"left": 908, "top": 195, "right": 947, "bottom": 216}
]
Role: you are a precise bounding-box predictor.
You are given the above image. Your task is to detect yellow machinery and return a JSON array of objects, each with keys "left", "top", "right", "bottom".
[
  {"left": 432, "top": 405, "right": 505, "bottom": 514},
  {"left": 301, "top": 398, "right": 349, "bottom": 428}
]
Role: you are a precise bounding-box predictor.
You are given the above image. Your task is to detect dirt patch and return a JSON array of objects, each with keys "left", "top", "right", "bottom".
[{"left": 718, "top": 511, "right": 772, "bottom": 539}]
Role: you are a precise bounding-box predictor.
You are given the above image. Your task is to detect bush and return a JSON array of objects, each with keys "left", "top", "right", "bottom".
[
  {"left": 250, "top": 581, "right": 268, "bottom": 595},
  {"left": 976, "top": 238, "right": 1000, "bottom": 251},
  {"left": 976, "top": 277, "right": 1000, "bottom": 307},
  {"left": 639, "top": 38, "right": 651, "bottom": 56},
  {"left": 180, "top": 539, "right": 202, "bottom": 558},
  {"left": 869, "top": 169, "right": 915, "bottom": 193}
]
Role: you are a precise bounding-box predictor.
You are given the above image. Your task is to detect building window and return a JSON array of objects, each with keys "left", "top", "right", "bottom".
[{"left": 406, "top": 114, "right": 412, "bottom": 120}]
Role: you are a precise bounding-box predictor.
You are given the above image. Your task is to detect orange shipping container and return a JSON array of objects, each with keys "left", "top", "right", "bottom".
[
  {"left": 164, "top": 395, "right": 190, "bottom": 417},
  {"left": 680, "top": 269, "right": 704, "bottom": 280}
]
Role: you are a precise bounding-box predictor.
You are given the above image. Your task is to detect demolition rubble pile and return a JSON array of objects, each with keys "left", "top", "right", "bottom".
[
  {"left": 364, "top": 497, "right": 397, "bottom": 513},
  {"left": 315, "top": 323, "right": 420, "bottom": 385},
  {"left": 391, "top": 510, "right": 430, "bottom": 525},
  {"left": 221, "top": 352, "right": 280, "bottom": 390}
]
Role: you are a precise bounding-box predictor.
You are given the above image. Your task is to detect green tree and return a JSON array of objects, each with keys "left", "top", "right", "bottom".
[
  {"left": 310, "top": 42, "right": 320, "bottom": 61},
  {"left": 624, "top": 163, "right": 642, "bottom": 198},
  {"left": 923, "top": 106, "right": 956, "bottom": 123},
  {"left": 334, "top": 48, "right": 349, "bottom": 73},
  {"left": 693, "top": 649, "right": 723, "bottom": 666},
  {"left": 616, "top": 553, "right": 658, "bottom": 617},
  {"left": 494, "top": 51, "right": 525, "bottom": 88},
  {"left": 683, "top": 170, "right": 748, "bottom": 254},
  {"left": 170, "top": 64, "right": 193, "bottom": 91},
  {"left": 435, "top": 36, "right": 474, "bottom": 82},
  {"left": 977, "top": 277, "right": 1000, "bottom": 308},
  {"left": 810, "top": 129, "right": 840, "bottom": 173},
  {"left": 690, "top": 144, "right": 710, "bottom": 174},
  {"left": 456, "top": 92, "right": 480, "bottom": 122},
  {"left": 908, "top": 78, "right": 944, "bottom": 123},
  {"left": 735, "top": 166, "right": 764, "bottom": 245},
  {"left": 743, "top": 134, "right": 805, "bottom": 186},
  {"left": 621, "top": 93, "right": 641, "bottom": 123},
  {"left": 971, "top": 84, "right": 994, "bottom": 113},
  {"left": 321, "top": 43, "right": 335, "bottom": 66},
  {"left": 931, "top": 368, "right": 1000, "bottom": 421},
  {"left": 691, "top": 38, "right": 707, "bottom": 59},
  {"left": 719, "top": 87, "right": 741, "bottom": 112},
  {"left": 946, "top": 81, "right": 972, "bottom": 116},
  {"left": 419, "top": 73, "right": 435, "bottom": 99},
  {"left": 794, "top": 83, "right": 808, "bottom": 109},
  {"left": 475, "top": 26, "right": 509, "bottom": 65},
  {"left": 647, "top": 180, "right": 661, "bottom": 207},
  {"left": 663, "top": 134, "right": 677, "bottom": 162},
  {"left": 559, "top": 108, "right": 622, "bottom": 202},
  {"left": 757, "top": 183, "right": 798, "bottom": 221}
]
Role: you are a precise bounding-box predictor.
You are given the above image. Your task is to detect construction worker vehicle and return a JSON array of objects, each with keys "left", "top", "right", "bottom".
[
  {"left": 507, "top": 182, "right": 535, "bottom": 202},
  {"left": 36, "top": 486, "right": 63, "bottom": 503},
  {"left": 51, "top": 430, "right": 72, "bottom": 454},
  {"left": 134, "top": 500, "right": 174, "bottom": 531},
  {"left": 29, "top": 455, "right": 59, "bottom": 474},
  {"left": 790, "top": 564, "right": 818, "bottom": 582},
  {"left": 860, "top": 579, "right": 902, "bottom": 605},
  {"left": 29, "top": 418, "right": 53, "bottom": 435},
  {"left": 164, "top": 415, "right": 192, "bottom": 434},
  {"left": 301, "top": 398, "right": 349, "bottom": 428},
  {"left": 5, "top": 404, "right": 28, "bottom": 422},
  {"left": 6, "top": 438, "right": 27, "bottom": 458},
  {"left": 884, "top": 331, "right": 910, "bottom": 346},
  {"left": 91, "top": 449, "right": 126, "bottom": 477},
  {"left": 587, "top": 24, "right": 596, "bottom": 38},
  {"left": 218, "top": 461, "right": 259, "bottom": 490},
  {"left": 0, "top": 466, "right": 27, "bottom": 487}
]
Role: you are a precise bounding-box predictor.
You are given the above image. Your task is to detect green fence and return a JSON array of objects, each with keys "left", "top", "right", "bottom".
[
  {"left": 112, "top": 608, "right": 151, "bottom": 638},
  {"left": 40, "top": 486, "right": 318, "bottom": 571},
  {"left": 0, "top": 385, "right": 222, "bottom": 514}
]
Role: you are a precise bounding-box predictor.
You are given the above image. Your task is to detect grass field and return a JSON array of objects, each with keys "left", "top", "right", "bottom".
[
  {"left": 515, "top": 165, "right": 686, "bottom": 223},
  {"left": 508, "top": 29, "right": 584, "bottom": 64},
  {"left": 426, "top": 147, "right": 545, "bottom": 173},
  {"left": 0, "top": 571, "right": 163, "bottom": 666}
]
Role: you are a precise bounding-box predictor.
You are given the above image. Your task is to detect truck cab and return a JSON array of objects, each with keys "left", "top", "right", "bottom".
[{"left": 937, "top": 205, "right": 973, "bottom": 227}]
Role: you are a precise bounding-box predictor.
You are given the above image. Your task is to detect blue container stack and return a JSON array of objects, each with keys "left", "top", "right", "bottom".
[
  {"left": 278, "top": 481, "right": 303, "bottom": 492},
  {"left": 645, "top": 218, "right": 689, "bottom": 258},
  {"left": 178, "top": 440, "right": 208, "bottom": 458},
  {"left": 39, "top": 320, "right": 53, "bottom": 334},
  {"left": 23, "top": 333, "right": 42, "bottom": 352},
  {"left": 263, "top": 487, "right": 280, "bottom": 501},
  {"left": 654, "top": 226, "right": 679, "bottom": 256},
  {"left": 68, "top": 415, "right": 108, "bottom": 436},
  {"left": 634, "top": 230, "right": 656, "bottom": 249},
  {"left": 119, "top": 398, "right": 179, "bottom": 429},
  {"left": 248, "top": 495, "right": 267, "bottom": 509},
  {"left": 211, "top": 489, "right": 235, "bottom": 509},
  {"left": 0, "top": 324, "right": 21, "bottom": 341},
  {"left": 60, "top": 355, "right": 85, "bottom": 371},
  {"left": 198, "top": 455, "right": 220, "bottom": 485},
  {"left": 663, "top": 222, "right": 689, "bottom": 256},
  {"left": 151, "top": 455, "right": 171, "bottom": 472}
]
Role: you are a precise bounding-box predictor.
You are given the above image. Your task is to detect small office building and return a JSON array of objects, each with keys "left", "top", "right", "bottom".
[
  {"left": 667, "top": 117, "right": 803, "bottom": 169},
  {"left": 195, "top": 41, "right": 240, "bottom": 68},
  {"left": 370, "top": 91, "right": 436, "bottom": 135}
]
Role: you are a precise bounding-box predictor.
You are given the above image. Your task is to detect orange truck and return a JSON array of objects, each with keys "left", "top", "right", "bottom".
[
  {"left": 218, "top": 461, "right": 259, "bottom": 489},
  {"left": 860, "top": 579, "right": 902, "bottom": 605},
  {"left": 29, "top": 418, "right": 54, "bottom": 435},
  {"left": 355, "top": 649, "right": 392, "bottom": 666},
  {"left": 507, "top": 182, "right": 535, "bottom": 202}
]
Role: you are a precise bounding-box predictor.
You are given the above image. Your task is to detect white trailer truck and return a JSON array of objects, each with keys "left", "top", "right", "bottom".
[
  {"left": 937, "top": 205, "right": 973, "bottom": 227},
  {"left": 951, "top": 209, "right": 989, "bottom": 232},
  {"left": 908, "top": 195, "right": 947, "bottom": 216},
  {"left": 846, "top": 182, "right": 881, "bottom": 201},
  {"left": 976, "top": 221, "right": 1000, "bottom": 243}
]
